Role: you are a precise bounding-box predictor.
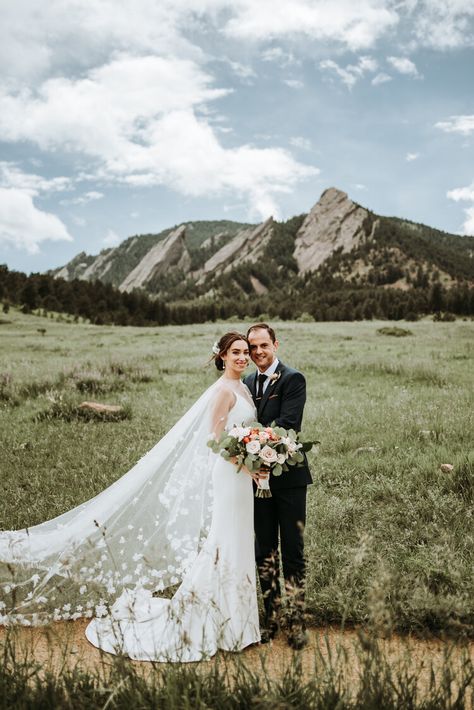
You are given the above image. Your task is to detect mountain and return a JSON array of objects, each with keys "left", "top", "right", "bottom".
[
  {"left": 51, "top": 220, "right": 253, "bottom": 288},
  {"left": 46, "top": 187, "right": 473, "bottom": 322}
]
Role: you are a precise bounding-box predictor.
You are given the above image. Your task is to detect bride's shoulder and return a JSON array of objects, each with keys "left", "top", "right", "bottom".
[{"left": 211, "top": 382, "right": 237, "bottom": 407}]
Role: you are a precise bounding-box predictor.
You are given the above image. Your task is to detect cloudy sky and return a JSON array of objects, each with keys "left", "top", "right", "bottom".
[{"left": 1, "top": 0, "right": 473, "bottom": 274}]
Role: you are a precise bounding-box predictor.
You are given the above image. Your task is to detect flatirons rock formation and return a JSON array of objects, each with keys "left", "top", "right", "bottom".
[
  {"left": 51, "top": 186, "right": 473, "bottom": 301},
  {"left": 54, "top": 251, "right": 97, "bottom": 280},
  {"left": 197, "top": 217, "right": 274, "bottom": 282},
  {"left": 119, "top": 225, "right": 190, "bottom": 292},
  {"left": 293, "top": 187, "right": 377, "bottom": 273}
]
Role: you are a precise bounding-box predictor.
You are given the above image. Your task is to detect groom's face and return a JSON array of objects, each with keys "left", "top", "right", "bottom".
[{"left": 248, "top": 328, "right": 278, "bottom": 372}]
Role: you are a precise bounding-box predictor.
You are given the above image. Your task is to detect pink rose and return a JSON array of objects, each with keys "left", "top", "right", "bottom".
[
  {"left": 246, "top": 440, "right": 261, "bottom": 455},
  {"left": 259, "top": 445, "right": 278, "bottom": 464}
]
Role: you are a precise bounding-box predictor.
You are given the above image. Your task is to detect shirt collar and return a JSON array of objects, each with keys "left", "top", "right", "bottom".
[{"left": 259, "top": 358, "right": 279, "bottom": 377}]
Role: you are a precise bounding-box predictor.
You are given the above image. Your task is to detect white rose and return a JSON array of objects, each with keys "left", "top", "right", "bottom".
[
  {"left": 259, "top": 445, "right": 278, "bottom": 464},
  {"left": 228, "top": 426, "right": 250, "bottom": 440},
  {"left": 246, "top": 440, "right": 261, "bottom": 454},
  {"left": 287, "top": 441, "right": 302, "bottom": 454}
]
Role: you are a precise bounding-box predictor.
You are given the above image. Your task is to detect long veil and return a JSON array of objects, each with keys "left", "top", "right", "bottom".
[{"left": 0, "top": 380, "right": 223, "bottom": 625}]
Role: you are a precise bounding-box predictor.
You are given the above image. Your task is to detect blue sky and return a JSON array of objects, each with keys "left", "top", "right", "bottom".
[{"left": 0, "top": 0, "right": 473, "bottom": 274}]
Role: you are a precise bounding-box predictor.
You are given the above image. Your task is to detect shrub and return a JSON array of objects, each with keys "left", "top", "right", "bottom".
[
  {"left": 35, "top": 396, "right": 132, "bottom": 422},
  {"left": 296, "top": 312, "right": 315, "bottom": 323},
  {"left": 376, "top": 326, "right": 413, "bottom": 337}
]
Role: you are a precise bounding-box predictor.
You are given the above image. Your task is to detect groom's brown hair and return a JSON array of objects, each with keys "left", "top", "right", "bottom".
[{"left": 246, "top": 323, "right": 276, "bottom": 343}]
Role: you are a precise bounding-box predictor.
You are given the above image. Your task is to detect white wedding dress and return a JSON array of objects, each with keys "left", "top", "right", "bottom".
[
  {"left": 0, "top": 380, "right": 260, "bottom": 662},
  {"left": 86, "top": 390, "right": 260, "bottom": 661}
]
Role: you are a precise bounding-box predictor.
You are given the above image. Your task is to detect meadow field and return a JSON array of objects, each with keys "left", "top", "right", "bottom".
[{"left": 0, "top": 310, "right": 473, "bottom": 640}]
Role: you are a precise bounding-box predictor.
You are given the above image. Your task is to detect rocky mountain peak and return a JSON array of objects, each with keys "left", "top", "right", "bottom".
[
  {"left": 293, "top": 187, "right": 377, "bottom": 273},
  {"left": 119, "top": 224, "right": 190, "bottom": 292},
  {"left": 196, "top": 217, "right": 274, "bottom": 282}
]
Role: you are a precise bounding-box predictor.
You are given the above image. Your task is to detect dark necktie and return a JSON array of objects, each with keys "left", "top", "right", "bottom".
[{"left": 256, "top": 373, "right": 267, "bottom": 402}]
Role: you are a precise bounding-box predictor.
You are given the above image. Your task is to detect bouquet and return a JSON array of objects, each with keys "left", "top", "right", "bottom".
[{"left": 207, "top": 422, "right": 315, "bottom": 498}]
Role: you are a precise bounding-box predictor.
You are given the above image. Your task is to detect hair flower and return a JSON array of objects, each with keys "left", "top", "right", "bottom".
[{"left": 212, "top": 341, "right": 220, "bottom": 355}]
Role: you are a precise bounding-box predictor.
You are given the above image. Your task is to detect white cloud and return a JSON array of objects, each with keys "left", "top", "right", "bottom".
[
  {"left": 372, "top": 72, "right": 392, "bottom": 85},
  {"left": 406, "top": 152, "right": 419, "bottom": 161},
  {"left": 226, "top": 60, "right": 256, "bottom": 80},
  {"left": 0, "top": 1, "right": 472, "bottom": 92},
  {"left": 387, "top": 56, "right": 420, "bottom": 77},
  {"left": 320, "top": 55, "right": 377, "bottom": 88},
  {"left": 355, "top": 56, "right": 378, "bottom": 73},
  {"left": 0, "top": 53, "right": 317, "bottom": 220},
  {"left": 290, "top": 136, "right": 312, "bottom": 150},
  {"left": 0, "top": 161, "right": 71, "bottom": 196},
  {"left": 447, "top": 181, "right": 474, "bottom": 235},
  {"left": 412, "top": 0, "right": 474, "bottom": 50},
  {"left": 0, "top": 55, "right": 230, "bottom": 154},
  {"left": 61, "top": 191, "right": 104, "bottom": 205},
  {"left": 0, "top": 188, "right": 73, "bottom": 254},
  {"left": 114, "top": 109, "right": 318, "bottom": 219},
  {"left": 462, "top": 207, "right": 474, "bottom": 235},
  {"left": 435, "top": 115, "right": 474, "bottom": 135},
  {"left": 103, "top": 229, "right": 121, "bottom": 246},
  {"left": 284, "top": 79, "right": 304, "bottom": 89},
  {"left": 0, "top": 0, "right": 200, "bottom": 84},
  {"left": 353, "top": 183, "right": 367, "bottom": 190},
  {"left": 225, "top": 0, "right": 399, "bottom": 50},
  {"left": 447, "top": 183, "right": 474, "bottom": 202},
  {"left": 260, "top": 47, "right": 299, "bottom": 67}
]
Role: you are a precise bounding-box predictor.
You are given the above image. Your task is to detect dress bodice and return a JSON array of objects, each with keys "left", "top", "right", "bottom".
[{"left": 226, "top": 392, "right": 256, "bottom": 430}]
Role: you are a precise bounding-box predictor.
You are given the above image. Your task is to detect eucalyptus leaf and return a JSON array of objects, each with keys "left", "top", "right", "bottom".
[{"left": 273, "top": 464, "right": 283, "bottom": 477}]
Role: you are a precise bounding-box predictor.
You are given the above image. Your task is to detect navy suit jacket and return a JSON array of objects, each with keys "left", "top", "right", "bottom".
[{"left": 243, "top": 361, "right": 312, "bottom": 490}]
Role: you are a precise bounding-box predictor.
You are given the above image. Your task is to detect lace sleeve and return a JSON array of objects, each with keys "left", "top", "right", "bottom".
[{"left": 210, "top": 387, "right": 236, "bottom": 439}]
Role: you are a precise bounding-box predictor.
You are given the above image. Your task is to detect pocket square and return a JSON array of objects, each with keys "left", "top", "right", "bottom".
[{"left": 268, "top": 394, "right": 279, "bottom": 399}]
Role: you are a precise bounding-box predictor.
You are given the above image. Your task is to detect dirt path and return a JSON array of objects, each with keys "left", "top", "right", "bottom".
[{"left": 2, "top": 620, "right": 472, "bottom": 694}]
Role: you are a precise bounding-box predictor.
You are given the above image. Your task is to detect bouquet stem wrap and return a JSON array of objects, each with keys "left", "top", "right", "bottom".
[{"left": 255, "top": 466, "right": 271, "bottom": 499}]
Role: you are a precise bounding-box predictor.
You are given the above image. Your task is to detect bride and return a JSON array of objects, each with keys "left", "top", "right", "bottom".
[{"left": 0, "top": 332, "right": 261, "bottom": 661}]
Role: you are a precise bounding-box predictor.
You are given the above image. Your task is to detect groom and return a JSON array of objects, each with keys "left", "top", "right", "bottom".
[{"left": 244, "top": 323, "right": 312, "bottom": 649}]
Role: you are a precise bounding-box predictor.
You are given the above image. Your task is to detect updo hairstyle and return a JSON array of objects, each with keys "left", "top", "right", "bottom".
[{"left": 213, "top": 331, "right": 248, "bottom": 371}]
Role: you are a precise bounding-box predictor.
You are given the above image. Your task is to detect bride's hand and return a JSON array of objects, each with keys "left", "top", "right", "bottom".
[
  {"left": 242, "top": 465, "right": 260, "bottom": 484},
  {"left": 230, "top": 456, "right": 260, "bottom": 483}
]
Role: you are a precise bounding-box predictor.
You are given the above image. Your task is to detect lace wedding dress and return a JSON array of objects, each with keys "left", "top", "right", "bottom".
[
  {"left": 0, "top": 380, "right": 260, "bottom": 661},
  {"left": 86, "top": 389, "right": 260, "bottom": 661}
]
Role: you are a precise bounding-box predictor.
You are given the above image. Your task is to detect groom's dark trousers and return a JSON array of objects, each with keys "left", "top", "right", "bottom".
[{"left": 244, "top": 362, "right": 312, "bottom": 628}]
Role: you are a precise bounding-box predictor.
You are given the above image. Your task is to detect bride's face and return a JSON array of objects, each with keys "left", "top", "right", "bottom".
[{"left": 222, "top": 339, "right": 249, "bottom": 374}]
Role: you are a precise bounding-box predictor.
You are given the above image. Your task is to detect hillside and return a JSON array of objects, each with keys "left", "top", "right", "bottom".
[
  {"left": 53, "top": 188, "right": 473, "bottom": 301},
  {"left": 52, "top": 220, "right": 254, "bottom": 289},
  {"left": 1, "top": 188, "right": 472, "bottom": 324}
]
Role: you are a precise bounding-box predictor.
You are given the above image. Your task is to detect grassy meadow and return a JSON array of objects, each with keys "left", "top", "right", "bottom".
[{"left": 0, "top": 310, "right": 473, "bottom": 637}]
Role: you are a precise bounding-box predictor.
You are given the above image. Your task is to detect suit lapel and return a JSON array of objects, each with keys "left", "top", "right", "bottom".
[
  {"left": 258, "top": 361, "right": 285, "bottom": 418},
  {"left": 252, "top": 370, "right": 259, "bottom": 401}
]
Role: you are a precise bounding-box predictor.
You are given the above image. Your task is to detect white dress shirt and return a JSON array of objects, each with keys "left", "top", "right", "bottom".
[{"left": 258, "top": 358, "right": 280, "bottom": 395}]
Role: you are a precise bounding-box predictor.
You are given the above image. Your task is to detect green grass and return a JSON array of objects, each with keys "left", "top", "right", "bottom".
[
  {"left": 1, "top": 627, "right": 472, "bottom": 709},
  {"left": 0, "top": 310, "right": 473, "bottom": 636}
]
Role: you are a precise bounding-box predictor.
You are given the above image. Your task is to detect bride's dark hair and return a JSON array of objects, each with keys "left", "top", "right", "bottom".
[{"left": 213, "top": 331, "right": 248, "bottom": 371}]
